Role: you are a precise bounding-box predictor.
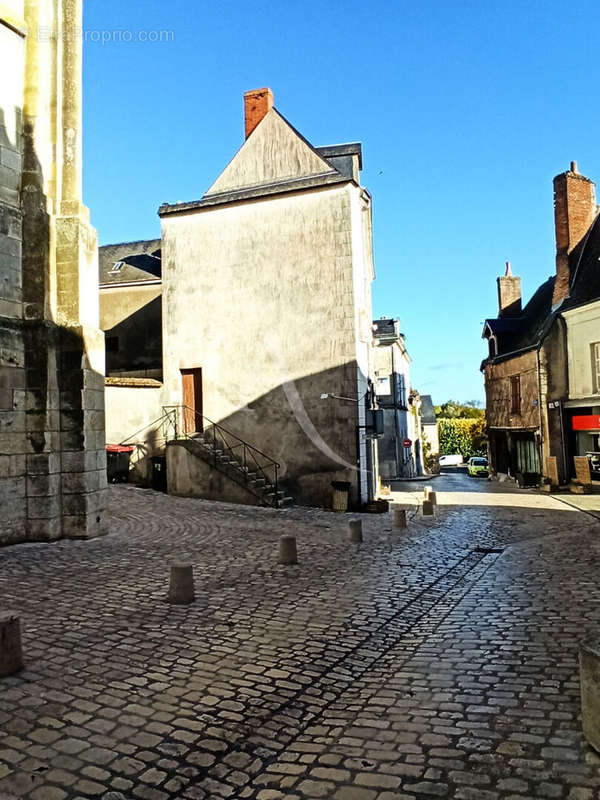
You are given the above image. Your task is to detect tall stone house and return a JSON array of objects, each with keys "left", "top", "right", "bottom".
[
  {"left": 373, "top": 318, "right": 424, "bottom": 478},
  {"left": 482, "top": 162, "right": 600, "bottom": 484},
  {"left": 101, "top": 89, "right": 378, "bottom": 508},
  {"left": 0, "top": 1, "right": 106, "bottom": 545}
]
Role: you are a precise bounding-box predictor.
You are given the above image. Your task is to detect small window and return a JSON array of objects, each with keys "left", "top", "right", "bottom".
[
  {"left": 592, "top": 342, "right": 600, "bottom": 394},
  {"left": 110, "top": 261, "right": 125, "bottom": 273},
  {"left": 510, "top": 375, "right": 521, "bottom": 414},
  {"left": 106, "top": 336, "right": 119, "bottom": 353},
  {"left": 376, "top": 376, "right": 391, "bottom": 395}
]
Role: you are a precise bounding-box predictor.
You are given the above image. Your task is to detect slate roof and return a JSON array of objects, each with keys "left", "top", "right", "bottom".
[
  {"left": 99, "top": 239, "right": 161, "bottom": 286},
  {"left": 421, "top": 395, "right": 436, "bottom": 425},
  {"left": 373, "top": 318, "right": 398, "bottom": 340},
  {"left": 563, "top": 212, "right": 600, "bottom": 311},
  {"left": 482, "top": 210, "right": 600, "bottom": 365}
]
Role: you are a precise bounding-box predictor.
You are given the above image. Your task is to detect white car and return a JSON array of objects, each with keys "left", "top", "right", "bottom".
[{"left": 439, "top": 454, "right": 463, "bottom": 466}]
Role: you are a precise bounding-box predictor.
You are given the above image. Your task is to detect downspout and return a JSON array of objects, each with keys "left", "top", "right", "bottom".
[
  {"left": 535, "top": 347, "right": 544, "bottom": 475},
  {"left": 557, "top": 315, "right": 570, "bottom": 482}
]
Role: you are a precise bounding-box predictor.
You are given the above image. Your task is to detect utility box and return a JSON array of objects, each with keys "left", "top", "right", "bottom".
[
  {"left": 151, "top": 456, "right": 168, "bottom": 493},
  {"left": 365, "top": 409, "right": 384, "bottom": 438}
]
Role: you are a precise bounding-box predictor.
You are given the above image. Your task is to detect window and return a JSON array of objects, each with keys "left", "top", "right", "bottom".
[
  {"left": 376, "top": 376, "right": 391, "bottom": 395},
  {"left": 106, "top": 336, "right": 119, "bottom": 353},
  {"left": 110, "top": 261, "right": 125, "bottom": 273},
  {"left": 510, "top": 375, "right": 521, "bottom": 414},
  {"left": 592, "top": 342, "right": 600, "bottom": 394}
]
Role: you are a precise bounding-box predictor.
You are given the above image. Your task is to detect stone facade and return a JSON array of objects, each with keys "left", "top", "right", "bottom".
[
  {"left": 0, "top": 1, "right": 106, "bottom": 545},
  {"left": 373, "top": 317, "right": 423, "bottom": 479}
]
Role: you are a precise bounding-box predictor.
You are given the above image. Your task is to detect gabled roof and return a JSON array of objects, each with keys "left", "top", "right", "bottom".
[
  {"left": 159, "top": 108, "right": 360, "bottom": 217},
  {"left": 99, "top": 239, "right": 161, "bottom": 286}
]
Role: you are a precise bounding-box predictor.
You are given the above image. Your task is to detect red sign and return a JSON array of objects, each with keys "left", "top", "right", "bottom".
[
  {"left": 403, "top": 438, "right": 412, "bottom": 447},
  {"left": 572, "top": 415, "right": 600, "bottom": 431}
]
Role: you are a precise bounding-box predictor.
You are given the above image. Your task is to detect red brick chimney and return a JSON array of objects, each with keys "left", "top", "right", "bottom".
[
  {"left": 552, "top": 161, "right": 597, "bottom": 307},
  {"left": 497, "top": 261, "right": 522, "bottom": 317},
  {"left": 244, "top": 88, "right": 274, "bottom": 139}
]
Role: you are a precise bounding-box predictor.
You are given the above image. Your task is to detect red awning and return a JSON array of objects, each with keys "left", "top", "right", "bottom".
[
  {"left": 106, "top": 445, "right": 135, "bottom": 453},
  {"left": 572, "top": 415, "right": 600, "bottom": 431}
]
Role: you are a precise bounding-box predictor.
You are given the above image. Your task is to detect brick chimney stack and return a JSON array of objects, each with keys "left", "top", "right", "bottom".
[
  {"left": 244, "top": 88, "right": 274, "bottom": 139},
  {"left": 552, "top": 161, "right": 597, "bottom": 307},
  {"left": 497, "top": 261, "right": 522, "bottom": 317}
]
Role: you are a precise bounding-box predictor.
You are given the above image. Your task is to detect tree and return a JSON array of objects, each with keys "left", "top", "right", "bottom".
[{"left": 434, "top": 399, "right": 485, "bottom": 420}]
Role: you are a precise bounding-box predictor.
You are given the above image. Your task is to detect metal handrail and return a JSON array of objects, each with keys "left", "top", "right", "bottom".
[{"left": 162, "top": 405, "right": 280, "bottom": 507}]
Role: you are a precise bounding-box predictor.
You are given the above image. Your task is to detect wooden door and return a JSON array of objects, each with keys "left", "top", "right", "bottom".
[{"left": 181, "top": 368, "right": 203, "bottom": 433}]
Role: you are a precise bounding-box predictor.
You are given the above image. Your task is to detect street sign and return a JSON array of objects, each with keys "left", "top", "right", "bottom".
[{"left": 403, "top": 438, "right": 412, "bottom": 448}]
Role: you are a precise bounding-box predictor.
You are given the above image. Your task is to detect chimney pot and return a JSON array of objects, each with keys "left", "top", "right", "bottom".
[
  {"left": 571, "top": 161, "right": 578, "bottom": 174},
  {"left": 244, "top": 87, "right": 274, "bottom": 139},
  {"left": 505, "top": 260, "right": 512, "bottom": 276}
]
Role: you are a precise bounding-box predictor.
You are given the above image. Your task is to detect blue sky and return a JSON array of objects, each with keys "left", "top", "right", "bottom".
[{"left": 83, "top": 0, "right": 600, "bottom": 405}]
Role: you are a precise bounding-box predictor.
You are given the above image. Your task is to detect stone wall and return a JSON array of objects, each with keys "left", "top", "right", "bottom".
[
  {"left": 0, "top": 1, "right": 107, "bottom": 545},
  {"left": 484, "top": 350, "right": 540, "bottom": 431}
]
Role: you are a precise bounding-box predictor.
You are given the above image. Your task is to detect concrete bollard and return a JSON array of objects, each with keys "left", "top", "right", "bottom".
[
  {"left": 394, "top": 509, "right": 407, "bottom": 529},
  {"left": 168, "top": 563, "right": 195, "bottom": 605},
  {"left": 423, "top": 485, "right": 433, "bottom": 499},
  {"left": 349, "top": 519, "right": 363, "bottom": 542},
  {"left": 422, "top": 500, "right": 434, "bottom": 516},
  {"left": 0, "top": 613, "right": 23, "bottom": 677},
  {"left": 279, "top": 535, "right": 298, "bottom": 565}
]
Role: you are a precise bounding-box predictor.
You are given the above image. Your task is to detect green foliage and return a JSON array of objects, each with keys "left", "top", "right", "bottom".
[
  {"left": 438, "top": 417, "right": 487, "bottom": 459},
  {"left": 422, "top": 431, "right": 440, "bottom": 474},
  {"left": 434, "top": 399, "right": 485, "bottom": 420}
]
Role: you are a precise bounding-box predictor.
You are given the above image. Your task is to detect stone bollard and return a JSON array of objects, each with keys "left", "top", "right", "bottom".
[
  {"left": 168, "top": 563, "right": 195, "bottom": 605},
  {"left": 580, "top": 639, "right": 600, "bottom": 752},
  {"left": 423, "top": 485, "right": 433, "bottom": 500},
  {"left": 0, "top": 613, "right": 23, "bottom": 677},
  {"left": 394, "top": 509, "right": 407, "bottom": 529},
  {"left": 279, "top": 535, "right": 298, "bottom": 565},
  {"left": 427, "top": 490, "right": 437, "bottom": 505},
  {"left": 422, "top": 500, "right": 434, "bottom": 516},
  {"left": 349, "top": 519, "right": 363, "bottom": 542}
]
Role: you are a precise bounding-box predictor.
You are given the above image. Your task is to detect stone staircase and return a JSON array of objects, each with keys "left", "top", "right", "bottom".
[
  {"left": 160, "top": 406, "right": 293, "bottom": 509},
  {"left": 185, "top": 432, "right": 294, "bottom": 508}
]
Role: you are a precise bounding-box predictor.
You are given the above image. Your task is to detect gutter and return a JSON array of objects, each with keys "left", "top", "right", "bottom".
[{"left": 99, "top": 279, "right": 162, "bottom": 290}]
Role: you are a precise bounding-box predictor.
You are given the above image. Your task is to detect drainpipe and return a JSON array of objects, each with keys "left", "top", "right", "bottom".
[{"left": 536, "top": 347, "right": 544, "bottom": 474}]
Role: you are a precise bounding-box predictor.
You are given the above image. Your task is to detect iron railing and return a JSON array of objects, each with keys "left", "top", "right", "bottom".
[{"left": 161, "top": 405, "right": 281, "bottom": 507}]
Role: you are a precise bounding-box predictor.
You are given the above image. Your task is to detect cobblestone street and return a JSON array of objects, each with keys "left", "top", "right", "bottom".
[{"left": 1, "top": 472, "right": 600, "bottom": 799}]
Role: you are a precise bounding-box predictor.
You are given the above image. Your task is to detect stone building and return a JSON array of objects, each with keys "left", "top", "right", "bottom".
[
  {"left": 482, "top": 162, "right": 600, "bottom": 485},
  {"left": 420, "top": 395, "right": 439, "bottom": 466},
  {"left": 373, "top": 317, "right": 423, "bottom": 478},
  {"left": 102, "top": 88, "right": 377, "bottom": 508},
  {"left": 0, "top": 1, "right": 106, "bottom": 544}
]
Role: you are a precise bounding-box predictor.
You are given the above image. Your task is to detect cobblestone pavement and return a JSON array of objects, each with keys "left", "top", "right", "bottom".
[{"left": 1, "top": 472, "right": 600, "bottom": 799}]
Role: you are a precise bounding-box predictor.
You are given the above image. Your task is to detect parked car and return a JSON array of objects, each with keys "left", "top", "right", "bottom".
[
  {"left": 467, "top": 456, "right": 489, "bottom": 477},
  {"left": 439, "top": 454, "right": 463, "bottom": 467}
]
